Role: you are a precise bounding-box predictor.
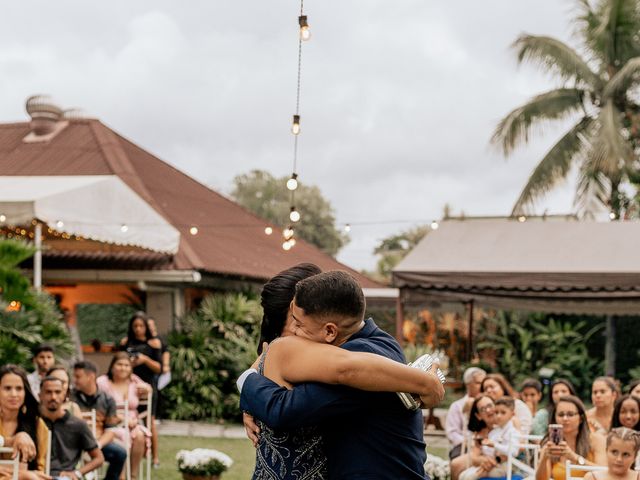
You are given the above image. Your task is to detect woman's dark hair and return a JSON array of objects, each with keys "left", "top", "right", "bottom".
[
  {"left": 546, "top": 378, "right": 578, "bottom": 413},
  {"left": 126, "top": 311, "right": 151, "bottom": 342},
  {"left": 258, "top": 263, "right": 321, "bottom": 354},
  {"left": 547, "top": 395, "right": 592, "bottom": 457},
  {"left": 45, "top": 365, "right": 71, "bottom": 400},
  {"left": 611, "top": 394, "right": 640, "bottom": 431},
  {"left": 468, "top": 394, "right": 494, "bottom": 432},
  {"left": 0, "top": 364, "right": 40, "bottom": 470},
  {"left": 481, "top": 373, "right": 518, "bottom": 398},
  {"left": 107, "top": 351, "right": 132, "bottom": 381},
  {"left": 627, "top": 379, "right": 640, "bottom": 395}
]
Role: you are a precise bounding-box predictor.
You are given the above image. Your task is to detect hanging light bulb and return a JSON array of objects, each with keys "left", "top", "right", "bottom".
[
  {"left": 0, "top": 214, "right": 5, "bottom": 222},
  {"left": 609, "top": 212, "right": 616, "bottom": 220},
  {"left": 344, "top": 224, "right": 351, "bottom": 233},
  {"left": 189, "top": 226, "right": 199, "bottom": 235},
  {"left": 291, "top": 115, "right": 301, "bottom": 135},
  {"left": 56, "top": 220, "right": 64, "bottom": 229},
  {"left": 430, "top": 220, "right": 439, "bottom": 230},
  {"left": 290, "top": 206, "right": 301, "bottom": 222},
  {"left": 286, "top": 173, "right": 299, "bottom": 191},
  {"left": 120, "top": 224, "right": 129, "bottom": 233},
  {"left": 288, "top": 237, "right": 296, "bottom": 247},
  {"left": 265, "top": 226, "right": 273, "bottom": 235},
  {"left": 299, "top": 15, "right": 311, "bottom": 41},
  {"left": 282, "top": 240, "right": 293, "bottom": 251},
  {"left": 518, "top": 216, "right": 526, "bottom": 223},
  {"left": 283, "top": 226, "right": 294, "bottom": 240}
]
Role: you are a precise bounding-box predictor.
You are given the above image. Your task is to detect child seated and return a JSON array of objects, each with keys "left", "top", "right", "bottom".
[
  {"left": 584, "top": 428, "right": 640, "bottom": 480},
  {"left": 460, "top": 397, "right": 519, "bottom": 480}
]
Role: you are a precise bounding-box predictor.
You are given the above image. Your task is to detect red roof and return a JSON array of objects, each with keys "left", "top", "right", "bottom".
[{"left": 0, "top": 120, "right": 381, "bottom": 288}]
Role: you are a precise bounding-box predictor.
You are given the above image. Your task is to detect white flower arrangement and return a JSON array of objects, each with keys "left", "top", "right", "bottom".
[
  {"left": 176, "top": 448, "right": 233, "bottom": 476},
  {"left": 424, "top": 453, "right": 451, "bottom": 480}
]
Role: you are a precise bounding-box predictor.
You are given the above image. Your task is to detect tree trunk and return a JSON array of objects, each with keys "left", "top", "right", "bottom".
[{"left": 605, "top": 315, "right": 616, "bottom": 376}]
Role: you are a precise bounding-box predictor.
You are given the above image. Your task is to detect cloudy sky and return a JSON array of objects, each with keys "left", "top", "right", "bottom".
[{"left": 1, "top": 1, "right": 584, "bottom": 270}]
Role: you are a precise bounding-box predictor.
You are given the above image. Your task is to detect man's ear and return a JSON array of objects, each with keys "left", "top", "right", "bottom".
[{"left": 323, "top": 323, "right": 339, "bottom": 343}]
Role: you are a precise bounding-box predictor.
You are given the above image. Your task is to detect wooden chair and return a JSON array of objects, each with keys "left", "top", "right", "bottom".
[{"left": 0, "top": 447, "right": 19, "bottom": 480}]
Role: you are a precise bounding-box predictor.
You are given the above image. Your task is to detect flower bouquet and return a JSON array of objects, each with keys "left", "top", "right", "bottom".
[
  {"left": 176, "top": 448, "right": 233, "bottom": 480},
  {"left": 424, "top": 454, "right": 451, "bottom": 480}
]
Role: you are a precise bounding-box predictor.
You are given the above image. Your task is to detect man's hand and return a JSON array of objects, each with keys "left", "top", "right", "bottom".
[
  {"left": 57, "top": 472, "right": 79, "bottom": 479},
  {"left": 243, "top": 412, "right": 260, "bottom": 448},
  {"left": 418, "top": 361, "right": 445, "bottom": 408},
  {"left": 12, "top": 432, "right": 36, "bottom": 462}
]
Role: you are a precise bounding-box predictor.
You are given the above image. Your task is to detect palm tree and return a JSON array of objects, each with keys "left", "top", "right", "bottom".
[{"left": 492, "top": 0, "right": 640, "bottom": 218}]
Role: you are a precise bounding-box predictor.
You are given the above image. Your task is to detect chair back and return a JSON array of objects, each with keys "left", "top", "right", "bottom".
[
  {"left": 137, "top": 390, "right": 152, "bottom": 480},
  {"left": 0, "top": 447, "right": 19, "bottom": 480},
  {"left": 565, "top": 461, "right": 607, "bottom": 480},
  {"left": 506, "top": 434, "right": 543, "bottom": 480},
  {"left": 80, "top": 409, "right": 98, "bottom": 439},
  {"left": 45, "top": 427, "right": 52, "bottom": 476}
]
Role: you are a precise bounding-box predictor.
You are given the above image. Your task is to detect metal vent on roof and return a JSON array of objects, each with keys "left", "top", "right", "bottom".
[{"left": 23, "top": 95, "right": 69, "bottom": 142}]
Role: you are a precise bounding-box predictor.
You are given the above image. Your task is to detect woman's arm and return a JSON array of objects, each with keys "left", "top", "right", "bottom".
[
  {"left": 535, "top": 444, "right": 552, "bottom": 480},
  {"left": 590, "top": 432, "right": 607, "bottom": 465},
  {"left": 267, "top": 336, "right": 442, "bottom": 395}
]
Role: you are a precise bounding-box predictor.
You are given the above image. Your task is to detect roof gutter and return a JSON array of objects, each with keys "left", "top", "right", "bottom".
[{"left": 39, "top": 269, "right": 202, "bottom": 284}]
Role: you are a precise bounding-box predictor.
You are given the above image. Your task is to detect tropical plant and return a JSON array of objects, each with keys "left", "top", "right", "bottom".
[
  {"left": 492, "top": 0, "right": 640, "bottom": 218},
  {"left": 0, "top": 238, "right": 73, "bottom": 368},
  {"left": 373, "top": 225, "right": 429, "bottom": 282},
  {"left": 164, "top": 293, "right": 261, "bottom": 422},
  {"left": 477, "top": 311, "right": 603, "bottom": 398}
]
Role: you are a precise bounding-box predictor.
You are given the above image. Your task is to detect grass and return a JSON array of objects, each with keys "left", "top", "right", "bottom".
[{"left": 155, "top": 436, "right": 450, "bottom": 479}]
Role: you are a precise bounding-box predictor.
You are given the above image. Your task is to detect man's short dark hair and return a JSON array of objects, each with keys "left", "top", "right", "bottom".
[
  {"left": 294, "top": 270, "right": 365, "bottom": 321},
  {"left": 495, "top": 396, "right": 515, "bottom": 410},
  {"left": 520, "top": 378, "right": 542, "bottom": 393},
  {"left": 73, "top": 360, "right": 98, "bottom": 375},
  {"left": 32, "top": 343, "right": 54, "bottom": 356},
  {"left": 40, "top": 375, "right": 64, "bottom": 389}
]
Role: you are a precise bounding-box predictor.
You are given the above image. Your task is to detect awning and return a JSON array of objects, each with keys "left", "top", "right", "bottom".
[
  {"left": 393, "top": 218, "right": 640, "bottom": 315},
  {"left": 0, "top": 175, "right": 180, "bottom": 253}
]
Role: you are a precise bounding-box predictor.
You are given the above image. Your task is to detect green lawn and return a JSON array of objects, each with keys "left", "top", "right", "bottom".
[{"left": 156, "top": 435, "right": 449, "bottom": 479}]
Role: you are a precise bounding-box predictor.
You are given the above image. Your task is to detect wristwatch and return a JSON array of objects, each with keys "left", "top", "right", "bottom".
[
  {"left": 577, "top": 455, "right": 585, "bottom": 465},
  {"left": 74, "top": 470, "right": 84, "bottom": 479}
]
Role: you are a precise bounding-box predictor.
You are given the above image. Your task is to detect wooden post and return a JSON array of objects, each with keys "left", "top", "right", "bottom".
[
  {"left": 467, "top": 300, "right": 474, "bottom": 362},
  {"left": 34, "top": 222, "right": 42, "bottom": 291},
  {"left": 605, "top": 315, "right": 616, "bottom": 376}
]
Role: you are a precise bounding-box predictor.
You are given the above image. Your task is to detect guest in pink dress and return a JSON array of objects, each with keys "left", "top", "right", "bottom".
[{"left": 97, "top": 352, "right": 151, "bottom": 480}]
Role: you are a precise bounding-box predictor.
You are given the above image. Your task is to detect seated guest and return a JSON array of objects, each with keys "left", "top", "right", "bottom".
[
  {"left": 481, "top": 373, "right": 532, "bottom": 434},
  {"left": 97, "top": 352, "right": 151, "bottom": 480},
  {"left": 533, "top": 378, "right": 578, "bottom": 437},
  {"left": 446, "top": 367, "right": 486, "bottom": 459},
  {"left": 627, "top": 380, "right": 640, "bottom": 399},
  {"left": 520, "top": 378, "right": 545, "bottom": 436},
  {"left": 584, "top": 427, "right": 640, "bottom": 480},
  {"left": 72, "top": 361, "right": 127, "bottom": 480},
  {"left": 587, "top": 377, "right": 619, "bottom": 434},
  {"left": 40, "top": 376, "right": 104, "bottom": 480},
  {"left": 26, "top": 344, "right": 55, "bottom": 400},
  {"left": 535, "top": 395, "right": 606, "bottom": 480},
  {"left": 46, "top": 366, "right": 82, "bottom": 418},
  {"left": 451, "top": 395, "right": 496, "bottom": 480},
  {"left": 0, "top": 365, "right": 48, "bottom": 479},
  {"left": 610, "top": 395, "right": 640, "bottom": 469}
]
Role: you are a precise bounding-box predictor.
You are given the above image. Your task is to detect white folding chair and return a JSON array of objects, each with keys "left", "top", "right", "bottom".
[
  {"left": 80, "top": 409, "right": 101, "bottom": 480},
  {"left": 115, "top": 401, "right": 132, "bottom": 480},
  {"left": 506, "top": 434, "right": 543, "bottom": 480},
  {"left": 45, "top": 428, "right": 52, "bottom": 476},
  {"left": 565, "top": 461, "right": 607, "bottom": 480},
  {"left": 137, "top": 390, "right": 152, "bottom": 480},
  {"left": 0, "top": 447, "right": 19, "bottom": 480}
]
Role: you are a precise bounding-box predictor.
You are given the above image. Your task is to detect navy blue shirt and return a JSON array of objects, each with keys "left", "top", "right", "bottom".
[{"left": 241, "top": 318, "right": 427, "bottom": 479}]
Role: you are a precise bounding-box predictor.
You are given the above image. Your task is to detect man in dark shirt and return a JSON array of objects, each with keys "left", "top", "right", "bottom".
[
  {"left": 72, "top": 361, "right": 126, "bottom": 480},
  {"left": 40, "top": 376, "right": 103, "bottom": 479}
]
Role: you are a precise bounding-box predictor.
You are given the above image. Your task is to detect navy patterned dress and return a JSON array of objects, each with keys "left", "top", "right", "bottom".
[{"left": 251, "top": 346, "right": 328, "bottom": 480}]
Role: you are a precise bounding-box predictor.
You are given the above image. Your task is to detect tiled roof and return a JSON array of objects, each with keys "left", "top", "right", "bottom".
[{"left": 0, "top": 120, "right": 381, "bottom": 288}]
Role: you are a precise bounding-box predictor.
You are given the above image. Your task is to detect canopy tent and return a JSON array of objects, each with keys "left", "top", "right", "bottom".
[
  {"left": 0, "top": 175, "right": 180, "bottom": 253},
  {"left": 392, "top": 218, "right": 640, "bottom": 315}
]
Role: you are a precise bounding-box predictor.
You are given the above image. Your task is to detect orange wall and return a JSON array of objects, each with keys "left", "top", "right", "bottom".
[{"left": 46, "top": 283, "right": 135, "bottom": 326}]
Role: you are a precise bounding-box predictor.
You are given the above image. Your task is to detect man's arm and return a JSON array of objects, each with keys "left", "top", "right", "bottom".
[
  {"left": 58, "top": 448, "right": 104, "bottom": 479},
  {"left": 240, "top": 373, "right": 368, "bottom": 430}
]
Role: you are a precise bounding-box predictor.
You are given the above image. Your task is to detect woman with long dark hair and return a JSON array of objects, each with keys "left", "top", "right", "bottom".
[
  {"left": 0, "top": 365, "right": 48, "bottom": 479},
  {"left": 587, "top": 376, "right": 619, "bottom": 434},
  {"left": 531, "top": 378, "right": 578, "bottom": 436},
  {"left": 246, "top": 263, "right": 445, "bottom": 480},
  {"left": 480, "top": 373, "right": 532, "bottom": 434},
  {"left": 535, "top": 395, "right": 606, "bottom": 480}
]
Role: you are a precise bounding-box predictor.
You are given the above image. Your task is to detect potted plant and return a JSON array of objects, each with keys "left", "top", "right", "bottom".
[{"left": 176, "top": 448, "right": 233, "bottom": 480}]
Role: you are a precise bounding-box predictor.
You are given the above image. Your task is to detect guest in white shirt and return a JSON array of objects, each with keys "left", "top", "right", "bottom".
[
  {"left": 446, "top": 367, "right": 487, "bottom": 459},
  {"left": 26, "top": 343, "right": 55, "bottom": 400},
  {"left": 459, "top": 396, "right": 519, "bottom": 480}
]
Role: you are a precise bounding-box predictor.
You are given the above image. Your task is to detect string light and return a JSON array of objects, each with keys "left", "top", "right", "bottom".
[
  {"left": 56, "top": 220, "right": 64, "bottom": 229},
  {"left": 0, "top": 214, "right": 6, "bottom": 222},
  {"left": 289, "top": 206, "right": 301, "bottom": 223},
  {"left": 430, "top": 220, "right": 439, "bottom": 230},
  {"left": 120, "top": 224, "right": 129, "bottom": 233},
  {"left": 344, "top": 224, "right": 351, "bottom": 233},
  {"left": 283, "top": 226, "right": 294, "bottom": 240},
  {"left": 299, "top": 15, "right": 311, "bottom": 41},
  {"left": 518, "top": 216, "right": 526, "bottom": 223},
  {"left": 282, "top": 240, "right": 293, "bottom": 251},
  {"left": 291, "top": 115, "right": 301, "bottom": 135},
  {"left": 288, "top": 237, "right": 297, "bottom": 247},
  {"left": 264, "top": 226, "right": 273, "bottom": 235},
  {"left": 609, "top": 212, "right": 616, "bottom": 220},
  {"left": 189, "top": 226, "right": 199, "bottom": 235},
  {"left": 286, "top": 173, "right": 299, "bottom": 191}
]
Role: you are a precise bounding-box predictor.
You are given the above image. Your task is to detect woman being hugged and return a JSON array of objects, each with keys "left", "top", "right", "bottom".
[
  {"left": 536, "top": 395, "right": 606, "bottom": 480},
  {"left": 245, "top": 263, "right": 445, "bottom": 480},
  {"left": 0, "top": 365, "right": 48, "bottom": 480},
  {"left": 481, "top": 373, "right": 532, "bottom": 434},
  {"left": 584, "top": 428, "right": 640, "bottom": 480},
  {"left": 587, "top": 377, "right": 619, "bottom": 434}
]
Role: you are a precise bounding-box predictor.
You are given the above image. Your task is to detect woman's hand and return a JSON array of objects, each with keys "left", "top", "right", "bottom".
[
  {"left": 243, "top": 413, "right": 260, "bottom": 447},
  {"left": 477, "top": 455, "right": 497, "bottom": 474},
  {"left": 547, "top": 440, "right": 574, "bottom": 462}
]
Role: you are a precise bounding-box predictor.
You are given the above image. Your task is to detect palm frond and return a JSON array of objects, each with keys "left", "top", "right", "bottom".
[
  {"left": 491, "top": 88, "right": 586, "bottom": 155},
  {"left": 574, "top": 163, "right": 611, "bottom": 219},
  {"left": 512, "top": 34, "right": 602, "bottom": 89},
  {"left": 603, "top": 56, "right": 640, "bottom": 98},
  {"left": 511, "top": 118, "right": 593, "bottom": 215},
  {"left": 592, "top": 99, "right": 634, "bottom": 174}
]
